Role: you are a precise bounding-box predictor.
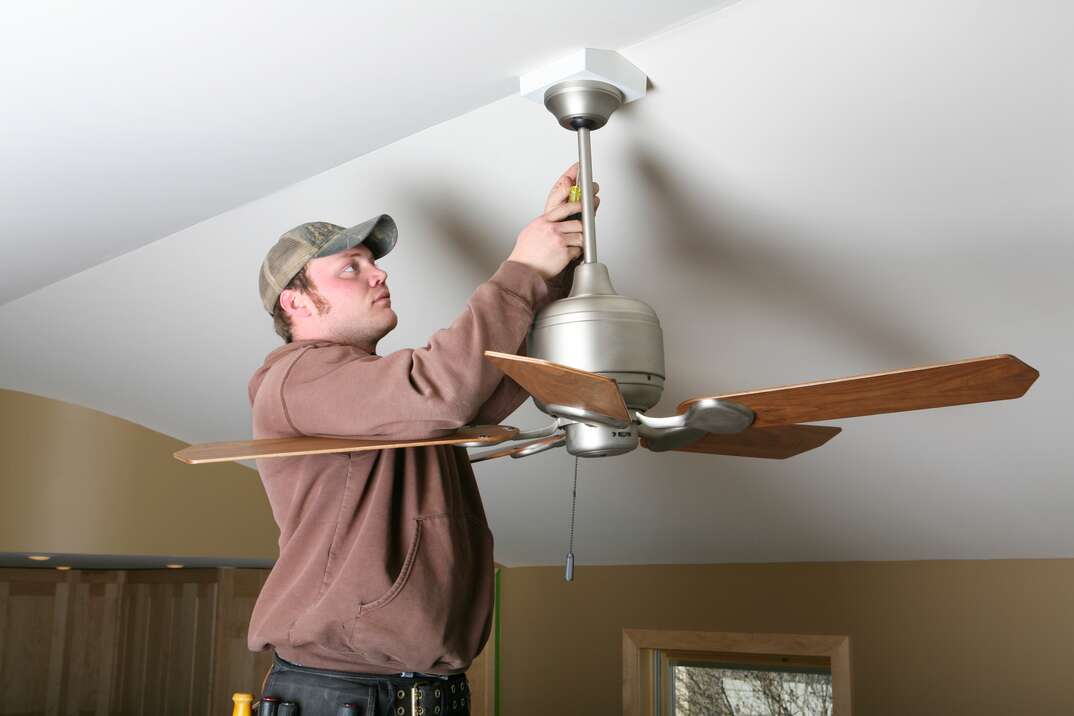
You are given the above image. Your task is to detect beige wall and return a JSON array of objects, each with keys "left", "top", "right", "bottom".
[
  {"left": 500, "top": 561, "right": 1074, "bottom": 715},
  {"left": 9, "top": 385, "right": 1074, "bottom": 712},
  {"left": 0, "top": 389, "right": 278, "bottom": 559}
]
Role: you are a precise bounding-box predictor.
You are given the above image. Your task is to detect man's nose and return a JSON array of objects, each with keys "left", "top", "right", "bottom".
[{"left": 369, "top": 267, "right": 387, "bottom": 286}]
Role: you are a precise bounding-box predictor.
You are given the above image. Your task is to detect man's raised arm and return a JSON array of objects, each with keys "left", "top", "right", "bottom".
[
  {"left": 255, "top": 163, "right": 592, "bottom": 440},
  {"left": 272, "top": 260, "right": 555, "bottom": 439},
  {"left": 470, "top": 256, "right": 581, "bottom": 426}
]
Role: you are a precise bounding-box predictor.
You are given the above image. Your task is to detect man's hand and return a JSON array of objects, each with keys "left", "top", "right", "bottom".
[{"left": 508, "top": 162, "right": 600, "bottom": 280}]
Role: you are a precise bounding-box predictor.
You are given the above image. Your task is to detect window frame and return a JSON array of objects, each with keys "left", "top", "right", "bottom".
[{"left": 623, "top": 629, "right": 851, "bottom": 715}]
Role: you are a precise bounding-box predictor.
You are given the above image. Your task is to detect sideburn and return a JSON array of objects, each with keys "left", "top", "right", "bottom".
[{"left": 292, "top": 267, "right": 330, "bottom": 315}]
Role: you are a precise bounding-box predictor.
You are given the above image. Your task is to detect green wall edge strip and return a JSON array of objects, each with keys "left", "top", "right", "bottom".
[{"left": 494, "top": 566, "right": 502, "bottom": 716}]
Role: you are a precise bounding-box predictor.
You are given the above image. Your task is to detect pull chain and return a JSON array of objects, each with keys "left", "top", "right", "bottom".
[{"left": 565, "top": 456, "right": 579, "bottom": 582}]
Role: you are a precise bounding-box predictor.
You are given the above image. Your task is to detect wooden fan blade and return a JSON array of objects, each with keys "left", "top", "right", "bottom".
[
  {"left": 469, "top": 434, "right": 563, "bottom": 463},
  {"left": 484, "top": 351, "right": 631, "bottom": 424},
  {"left": 678, "top": 354, "right": 1038, "bottom": 428},
  {"left": 643, "top": 424, "right": 841, "bottom": 459},
  {"left": 174, "top": 425, "right": 518, "bottom": 465}
]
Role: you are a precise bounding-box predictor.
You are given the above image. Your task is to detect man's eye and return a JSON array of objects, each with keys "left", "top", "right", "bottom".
[{"left": 342, "top": 265, "right": 355, "bottom": 274}]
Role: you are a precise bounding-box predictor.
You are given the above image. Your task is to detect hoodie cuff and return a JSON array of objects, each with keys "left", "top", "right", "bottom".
[
  {"left": 490, "top": 260, "right": 550, "bottom": 311},
  {"left": 545, "top": 256, "right": 581, "bottom": 302}
]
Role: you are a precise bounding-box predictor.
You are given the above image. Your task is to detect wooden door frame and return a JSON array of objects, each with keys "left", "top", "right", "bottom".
[{"left": 623, "top": 628, "right": 851, "bottom": 715}]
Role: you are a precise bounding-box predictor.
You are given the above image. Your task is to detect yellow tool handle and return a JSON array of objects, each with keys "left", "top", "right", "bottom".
[{"left": 232, "top": 692, "right": 253, "bottom": 716}]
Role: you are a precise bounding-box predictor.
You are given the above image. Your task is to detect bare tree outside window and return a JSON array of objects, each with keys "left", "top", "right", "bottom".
[{"left": 672, "top": 664, "right": 832, "bottom": 716}]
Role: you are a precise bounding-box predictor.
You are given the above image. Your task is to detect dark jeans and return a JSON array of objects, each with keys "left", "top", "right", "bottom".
[{"left": 261, "top": 652, "right": 471, "bottom": 716}]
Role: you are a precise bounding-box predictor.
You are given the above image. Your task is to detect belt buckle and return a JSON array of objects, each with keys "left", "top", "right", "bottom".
[
  {"left": 411, "top": 679, "right": 431, "bottom": 716},
  {"left": 397, "top": 677, "right": 460, "bottom": 715}
]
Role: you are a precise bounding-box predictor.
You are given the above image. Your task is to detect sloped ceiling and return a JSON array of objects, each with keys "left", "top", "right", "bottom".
[
  {"left": 1, "top": 0, "right": 1072, "bottom": 566},
  {"left": 0, "top": 0, "right": 730, "bottom": 305}
]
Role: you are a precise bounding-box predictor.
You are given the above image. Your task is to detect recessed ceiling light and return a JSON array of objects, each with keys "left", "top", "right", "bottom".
[
  {"left": 28, "top": 555, "right": 51, "bottom": 561},
  {"left": 56, "top": 565, "right": 72, "bottom": 571},
  {"left": 165, "top": 563, "right": 184, "bottom": 569}
]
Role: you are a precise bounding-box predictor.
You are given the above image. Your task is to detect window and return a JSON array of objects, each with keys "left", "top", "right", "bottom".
[
  {"left": 623, "top": 630, "right": 851, "bottom": 716},
  {"left": 660, "top": 650, "right": 832, "bottom": 715}
]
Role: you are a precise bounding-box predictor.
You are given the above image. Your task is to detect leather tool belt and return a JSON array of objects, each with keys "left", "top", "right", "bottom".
[{"left": 260, "top": 652, "right": 471, "bottom": 716}]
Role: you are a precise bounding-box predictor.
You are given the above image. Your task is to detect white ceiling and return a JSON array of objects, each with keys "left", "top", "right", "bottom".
[
  {"left": 0, "top": 0, "right": 730, "bottom": 305},
  {"left": 1, "top": 0, "right": 1072, "bottom": 567}
]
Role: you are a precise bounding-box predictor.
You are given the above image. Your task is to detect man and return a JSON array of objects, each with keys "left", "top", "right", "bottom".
[{"left": 247, "top": 164, "right": 597, "bottom": 715}]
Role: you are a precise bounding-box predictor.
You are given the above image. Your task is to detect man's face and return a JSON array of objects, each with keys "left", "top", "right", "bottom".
[{"left": 286, "top": 244, "right": 397, "bottom": 348}]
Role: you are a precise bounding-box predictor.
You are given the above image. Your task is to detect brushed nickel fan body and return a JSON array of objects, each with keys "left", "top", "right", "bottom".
[
  {"left": 528, "top": 79, "right": 776, "bottom": 457},
  {"left": 527, "top": 79, "right": 667, "bottom": 457},
  {"left": 529, "top": 263, "right": 666, "bottom": 411},
  {"left": 529, "top": 262, "right": 666, "bottom": 457}
]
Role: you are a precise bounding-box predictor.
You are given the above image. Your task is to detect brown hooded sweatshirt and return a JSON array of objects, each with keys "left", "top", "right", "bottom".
[{"left": 247, "top": 260, "right": 568, "bottom": 675}]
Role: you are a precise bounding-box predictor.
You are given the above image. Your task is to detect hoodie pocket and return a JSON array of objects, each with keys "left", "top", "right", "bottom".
[
  {"left": 345, "top": 511, "right": 494, "bottom": 671},
  {"left": 285, "top": 513, "right": 425, "bottom": 657}
]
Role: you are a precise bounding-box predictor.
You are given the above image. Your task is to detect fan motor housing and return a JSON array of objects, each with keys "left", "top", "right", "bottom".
[{"left": 528, "top": 263, "right": 665, "bottom": 413}]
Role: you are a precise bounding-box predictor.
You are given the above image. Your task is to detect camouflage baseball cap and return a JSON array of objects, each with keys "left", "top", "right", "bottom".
[{"left": 259, "top": 215, "right": 397, "bottom": 315}]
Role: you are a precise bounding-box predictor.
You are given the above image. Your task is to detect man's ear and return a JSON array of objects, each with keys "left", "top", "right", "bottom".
[{"left": 279, "top": 288, "right": 314, "bottom": 319}]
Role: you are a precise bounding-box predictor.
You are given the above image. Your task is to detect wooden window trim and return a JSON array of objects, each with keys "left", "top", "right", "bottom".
[{"left": 623, "top": 629, "right": 851, "bottom": 715}]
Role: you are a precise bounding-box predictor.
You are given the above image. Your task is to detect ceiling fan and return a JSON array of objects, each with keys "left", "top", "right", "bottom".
[{"left": 174, "top": 65, "right": 1038, "bottom": 468}]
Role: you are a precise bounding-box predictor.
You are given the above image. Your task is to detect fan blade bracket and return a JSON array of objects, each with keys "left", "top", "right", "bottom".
[
  {"left": 514, "top": 419, "right": 564, "bottom": 441},
  {"left": 635, "top": 398, "right": 755, "bottom": 437},
  {"left": 469, "top": 433, "right": 566, "bottom": 463},
  {"left": 682, "top": 398, "right": 755, "bottom": 433},
  {"left": 634, "top": 412, "right": 687, "bottom": 431},
  {"left": 511, "top": 434, "right": 567, "bottom": 459},
  {"left": 543, "top": 403, "right": 630, "bottom": 429}
]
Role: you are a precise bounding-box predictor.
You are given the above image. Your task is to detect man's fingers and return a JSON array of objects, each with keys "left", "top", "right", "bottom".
[
  {"left": 545, "top": 201, "right": 583, "bottom": 222},
  {"left": 545, "top": 193, "right": 598, "bottom": 221},
  {"left": 544, "top": 163, "right": 580, "bottom": 212},
  {"left": 544, "top": 167, "right": 600, "bottom": 213},
  {"left": 544, "top": 178, "right": 572, "bottom": 213},
  {"left": 554, "top": 219, "right": 583, "bottom": 234}
]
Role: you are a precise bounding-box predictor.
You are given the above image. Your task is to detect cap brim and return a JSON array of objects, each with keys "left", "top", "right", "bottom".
[{"left": 316, "top": 214, "right": 397, "bottom": 260}]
